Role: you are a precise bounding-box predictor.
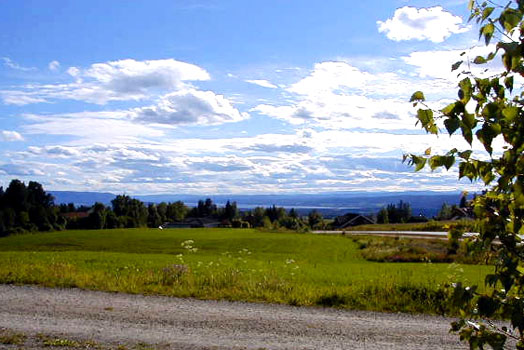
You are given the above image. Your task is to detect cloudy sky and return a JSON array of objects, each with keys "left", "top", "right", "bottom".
[{"left": 0, "top": 0, "right": 495, "bottom": 194}]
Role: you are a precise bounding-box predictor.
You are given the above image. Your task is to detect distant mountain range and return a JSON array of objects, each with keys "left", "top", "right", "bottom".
[{"left": 50, "top": 190, "right": 471, "bottom": 218}]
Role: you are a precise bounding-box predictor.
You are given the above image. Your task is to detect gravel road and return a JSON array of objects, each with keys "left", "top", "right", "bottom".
[{"left": 0, "top": 284, "right": 465, "bottom": 349}]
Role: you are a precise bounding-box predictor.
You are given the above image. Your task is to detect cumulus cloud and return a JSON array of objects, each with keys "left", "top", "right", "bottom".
[
  {"left": 245, "top": 79, "right": 278, "bottom": 89},
  {"left": 0, "top": 130, "right": 24, "bottom": 142},
  {"left": 377, "top": 6, "right": 469, "bottom": 43},
  {"left": 251, "top": 56, "right": 500, "bottom": 131},
  {"left": 131, "top": 89, "right": 248, "bottom": 126},
  {"left": 2, "top": 58, "right": 211, "bottom": 105},
  {"left": 48, "top": 60, "right": 60, "bottom": 71},
  {"left": 252, "top": 61, "right": 419, "bottom": 130}
]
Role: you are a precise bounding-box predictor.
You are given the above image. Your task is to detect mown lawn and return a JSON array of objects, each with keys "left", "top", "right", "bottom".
[{"left": 0, "top": 228, "right": 492, "bottom": 314}]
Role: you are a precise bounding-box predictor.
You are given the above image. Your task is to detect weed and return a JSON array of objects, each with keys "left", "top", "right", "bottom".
[
  {"left": 134, "top": 342, "right": 154, "bottom": 350},
  {"left": 160, "top": 264, "right": 189, "bottom": 285},
  {"left": 43, "top": 337, "right": 81, "bottom": 347},
  {"left": 0, "top": 330, "right": 26, "bottom": 345}
]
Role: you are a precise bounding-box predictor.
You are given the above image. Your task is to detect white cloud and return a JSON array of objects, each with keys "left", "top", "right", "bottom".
[
  {"left": 0, "top": 130, "right": 24, "bottom": 142},
  {"left": 377, "top": 6, "right": 469, "bottom": 43},
  {"left": 1, "top": 57, "right": 36, "bottom": 72},
  {"left": 5, "top": 126, "right": 489, "bottom": 194},
  {"left": 131, "top": 89, "right": 248, "bottom": 126},
  {"left": 0, "top": 92, "right": 47, "bottom": 106},
  {"left": 67, "top": 66, "right": 80, "bottom": 77},
  {"left": 245, "top": 79, "right": 278, "bottom": 89},
  {"left": 22, "top": 111, "right": 165, "bottom": 143},
  {"left": 253, "top": 61, "right": 420, "bottom": 130},
  {"left": 251, "top": 56, "right": 507, "bottom": 131},
  {"left": 2, "top": 58, "right": 211, "bottom": 105},
  {"left": 48, "top": 60, "right": 60, "bottom": 71},
  {"left": 0, "top": 163, "right": 45, "bottom": 176},
  {"left": 253, "top": 95, "right": 416, "bottom": 130},
  {"left": 402, "top": 44, "right": 499, "bottom": 80}
]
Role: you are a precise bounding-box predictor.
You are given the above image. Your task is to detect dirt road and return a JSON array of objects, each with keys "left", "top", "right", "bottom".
[{"left": 0, "top": 284, "right": 464, "bottom": 349}]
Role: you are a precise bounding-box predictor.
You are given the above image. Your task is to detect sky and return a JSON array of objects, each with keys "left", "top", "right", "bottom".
[{"left": 0, "top": 0, "right": 500, "bottom": 195}]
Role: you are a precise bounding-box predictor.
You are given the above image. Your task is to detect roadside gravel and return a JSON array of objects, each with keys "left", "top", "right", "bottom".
[{"left": 0, "top": 284, "right": 464, "bottom": 349}]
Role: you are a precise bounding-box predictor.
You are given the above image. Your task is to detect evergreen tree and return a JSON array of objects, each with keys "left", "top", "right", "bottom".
[{"left": 308, "top": 210, "right": 324, "bottom": 230}]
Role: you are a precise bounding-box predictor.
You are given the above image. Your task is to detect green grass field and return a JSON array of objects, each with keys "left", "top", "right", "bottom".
[{"left": 0, "top": 228, "right": 492, "bottom": 314}]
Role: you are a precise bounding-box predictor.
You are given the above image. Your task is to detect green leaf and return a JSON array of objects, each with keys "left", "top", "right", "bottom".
[
  {"left": 500, "top": 9, "right": 522, "bottom": 32},
  {"left": 462, "top": 113, "right": 476, "bottom": 129},
  {"left": 482, "top": 7, "right": 494, "bottom": 21},
  {"left": 459, "top": 150, "right": 473, "bottom": 160},
  {"left": 476, "top": 126, "right": 494, "bottom": 154},
  {"left": 473, "top": 56, "right": 487, "bottom": 64},
  {"left": 459, "top": 78, "right": 472, "bottom": 103},
  {"left": 502, "top": 106, "right": 519, "bottom": 122},
  {"left": 441, "top": 102, "right": 456, "bottom": 116},
  {"left": 502, "top": 53, "right": 512, "bottom": 71},
  {"left": 444, "top": 117, "right": 460, "bottom": 135},
  {"left": 451, "top": 60, "right": 463, "bottom": 72},
  {"left": 417, "top": 109, "right": 438, "bottom": 134},
  {"left": 481, "top": 23, "right": 495, "bottom": 45},
  {"left": 412, "top": 155, "right": 427, "bottom": 171},
  {"left": 461, "top": 123, "right": 473, "bottom": 145},
  {"left": 504, "top": 76, "right": 514, "bottom": 92},
  {"left": 434, "top": 156, "right": 454, "bottom": 171},
  {"left": 443, "top": 156, "right": 455, "bottom": 170},
  {"left": 482, "top": 102, "right": 501, "bottom": 120},
  {"left": 477, "top": 295, "right": 499, "bottom": 317},
  {"left": 410, "top": 91, "right": 425, "bottom": 102},
  {"left": 459, "top": 162, "right": 477, "bottom": 180}
]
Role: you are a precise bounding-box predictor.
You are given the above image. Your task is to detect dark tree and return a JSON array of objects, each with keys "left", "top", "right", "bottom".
[{"left": 308, "top": 210, "right": 324, "bottom": 230}]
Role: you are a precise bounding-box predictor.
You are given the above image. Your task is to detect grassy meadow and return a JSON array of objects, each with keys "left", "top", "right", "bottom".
[{"left": 0, "top": 228, "right": 493, "bottom": 314}]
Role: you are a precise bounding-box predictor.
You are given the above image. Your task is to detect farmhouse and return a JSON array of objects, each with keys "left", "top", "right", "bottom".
[
  {"left": 333, "top": 213, "right": 375, "bottom": 229},
  {"left": 162, "top": 217, "right": 221, "bottom": 229}
]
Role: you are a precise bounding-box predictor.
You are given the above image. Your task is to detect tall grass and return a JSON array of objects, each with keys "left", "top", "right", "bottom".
[
  {"left": 345, "top": 219, "right": 479, "bottom": 232},
  {"left": 0, "top": 228, "right": 492, "bottom": 314}
]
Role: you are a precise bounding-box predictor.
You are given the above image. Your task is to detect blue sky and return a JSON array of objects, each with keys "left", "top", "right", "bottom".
[{"left": 0, "top": 0, "right": 497, "bottom": 194}]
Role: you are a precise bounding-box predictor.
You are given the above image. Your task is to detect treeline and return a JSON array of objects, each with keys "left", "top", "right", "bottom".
[
  {"left": 0, "top": 179, "right": 323, "bottom": 235},
  {"left": 375, "top": 196, "right": 470, "bottom": 224},
  {"left": 0, "top": 180, "right": 67, "bottom": 235},
  {"left": 61, "top": 197, "right": 318, "bottom": 231}
]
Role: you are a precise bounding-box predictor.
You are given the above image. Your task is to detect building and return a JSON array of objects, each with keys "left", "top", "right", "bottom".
[
  {"left": 161, "top": 217, "right": 221, "bottom": 229},
  {"left": 332, "top": 213, "right": 376, "bottom": 229}
]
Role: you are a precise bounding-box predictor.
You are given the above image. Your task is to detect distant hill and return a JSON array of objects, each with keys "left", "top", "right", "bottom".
[
  {"left": 50, "top": 191, "right": 116, "bottom": 207},
  {"left": 50, "top": 190, "right": 471, "bottom": 218}
]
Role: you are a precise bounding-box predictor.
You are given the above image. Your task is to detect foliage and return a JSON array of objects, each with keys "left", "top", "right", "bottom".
[
  {"left": 437, "top": 203, "right": 455, "bottom": 221},
  {"left": 0, "top": 179, "right": 65, "bottom": 235},
  {"left": 406, "top": 1, "right": 524, "bottom": 347},
  {"left": 308, "top": 210, "right": 325, "bottom": 230},
  {"left": 377, "top": 201, "right": 413, "bottom": 224}
]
